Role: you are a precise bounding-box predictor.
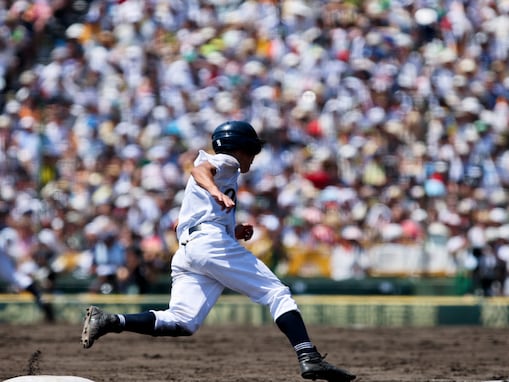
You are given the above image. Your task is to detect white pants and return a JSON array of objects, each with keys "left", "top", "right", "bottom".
[
  {"left": 0, "top": 251, "right": 33, "bottom": 290},
  {"left": 152, "top": 224, "right": 298, "bottom": 334}
]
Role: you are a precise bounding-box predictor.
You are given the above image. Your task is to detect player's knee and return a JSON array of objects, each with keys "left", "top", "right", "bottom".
[
  {"left": 266, "top": 285, "right": 299, "bottom": 320},
  {"left": 154, "top": 321, "right": 196, "bottom": 337},
  {"left": 172, "top": 323, "right": 194, "bottom": 336},
  {"left": 153, "top": 312, "right": 199, "bottom": 336}
]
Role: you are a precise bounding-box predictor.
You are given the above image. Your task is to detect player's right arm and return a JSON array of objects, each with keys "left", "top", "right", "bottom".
[{"left": 191, "top": 161, "right": 235, "bottom": 211}]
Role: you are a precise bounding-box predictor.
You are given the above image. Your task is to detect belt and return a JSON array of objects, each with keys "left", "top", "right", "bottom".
[
  {"left": 189, "top": 224, "right": 203, "bottom": 235},
  {"left": 182, "top": 224, "right": 203, "bottom": 246}
]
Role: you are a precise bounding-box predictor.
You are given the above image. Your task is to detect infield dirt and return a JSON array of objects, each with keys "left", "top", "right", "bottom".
[{"left": 0, "top": 323, "right": 507, "bottom": 382}]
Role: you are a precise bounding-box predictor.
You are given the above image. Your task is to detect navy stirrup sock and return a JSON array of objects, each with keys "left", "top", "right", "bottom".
[
  {"left": 119, "top": 311, "right": 157, "bottom": 335},
  {"left": 276, "top": 310, "right": 314, "bottom": 355}
]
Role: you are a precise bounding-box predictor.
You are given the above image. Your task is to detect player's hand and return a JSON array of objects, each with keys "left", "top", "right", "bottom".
[
  {"left": 235, "top": 224, "right": 254, "bottom": 241},
  {"left": 211, "top": 191, "right": 235, "bottom": 211},
  {"left": 192, "top": 162, "right": 235, "bottom": 211}
]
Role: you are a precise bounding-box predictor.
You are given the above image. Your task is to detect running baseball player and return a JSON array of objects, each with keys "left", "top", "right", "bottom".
[{"left": 81, "top": 121, "right": 356, "bottom": 382}]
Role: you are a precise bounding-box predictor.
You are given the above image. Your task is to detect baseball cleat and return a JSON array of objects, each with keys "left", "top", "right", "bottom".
[
  {"left": 81, "top": 305, "right": 121, "bottom": 349},
  {"left": 299, "top": 348, "right": 356, "bottom": 382}
]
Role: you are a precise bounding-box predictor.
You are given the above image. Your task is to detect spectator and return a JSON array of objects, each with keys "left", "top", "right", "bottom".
[
  {"left": 86, "top": 217, "right": 126, "bottom": 294},
  {"left": 0, "top": 0, "right": 508, "bottom": 295},
  {"left": 330, "top": 225, "right": 369, "bottom": 281},
  {"left": 117, "top": 244, "right": 150, "bottom": 295}
]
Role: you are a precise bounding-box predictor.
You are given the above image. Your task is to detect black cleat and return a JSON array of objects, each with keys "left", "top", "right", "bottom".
[
  {"left": 81, "top": 305, "right": 121, "bottom": 349},
  {"left": 299, "top": 348, "right": 356, "bottom": 382}
]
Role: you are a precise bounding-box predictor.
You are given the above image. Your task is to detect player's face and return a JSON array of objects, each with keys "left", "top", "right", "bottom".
[{"left": 236, "top": 151, "right": 256, "bottom": 173}]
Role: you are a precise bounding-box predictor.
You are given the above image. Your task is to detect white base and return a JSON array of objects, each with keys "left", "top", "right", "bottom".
[{"left": 3, "top": 377, "right": 95, "bottom": 382}]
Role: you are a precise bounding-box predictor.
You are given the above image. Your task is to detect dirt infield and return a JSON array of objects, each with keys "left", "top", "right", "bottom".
[{"left": 0, "top": 323, "right": 507, "bottom": 382}]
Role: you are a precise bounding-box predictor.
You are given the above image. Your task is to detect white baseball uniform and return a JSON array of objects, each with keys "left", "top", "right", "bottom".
[
  {"left": 152, "top": 150, "right": 298, "bottom": 334},
  {"left": 0, "top": 227, "right": 34, "bottom": 291}
]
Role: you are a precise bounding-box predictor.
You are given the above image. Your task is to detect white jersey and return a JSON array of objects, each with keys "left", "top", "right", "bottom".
[
  {"left": 176, "top": 150, "right": 239, "bottom": 240},
  {"left": 150, "top": 150, "right": 298, "bottom": 335},
  {"left": 0, "top": 227, "right": 33, "bottom": 289}
]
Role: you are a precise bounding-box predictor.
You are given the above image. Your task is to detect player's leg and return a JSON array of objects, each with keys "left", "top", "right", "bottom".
[
  {"left": 192, "top": 237, "right": 356, "bottom": 381},
  {"left": 276, "top": 310, "right": 356, "bottom": 381},
  {"left": 229, "top": 266, "right": 355, "bottom": 381},
  {"left": 82, "top": 247, "right": 224, "bottom": 348}
]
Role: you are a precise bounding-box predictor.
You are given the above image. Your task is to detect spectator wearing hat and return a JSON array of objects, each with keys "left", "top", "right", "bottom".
[
  {"left": 86, "top": 216, "right": 126, "bottom": 294},
  {"left": 330, "top": 225, "right": 369, "bottom": 281}
]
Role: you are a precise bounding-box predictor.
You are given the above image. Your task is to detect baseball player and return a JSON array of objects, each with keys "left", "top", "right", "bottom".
[
  {"left": 81, "top": 121, "right": 356, "bottom": 382},
  {"left": 0, "top": 247, "right": 54, "bottom": 322},
  {"left": 0, "top": 207, "right": 54, "bottom": 322}
]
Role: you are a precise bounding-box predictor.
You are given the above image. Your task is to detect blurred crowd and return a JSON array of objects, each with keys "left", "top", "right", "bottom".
[{"left": 0, "top": 0, "right": 509, "bottom": 298}]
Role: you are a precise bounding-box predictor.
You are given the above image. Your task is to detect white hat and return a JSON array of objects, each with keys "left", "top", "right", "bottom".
[
  {"left": 342, "top": 225, "right": 363, "bottom": 241},
  {"left": 381, "top": 223, "right": 403, "bottom": 241},
  {"left": 0, "top": 114, "right": 10, "bottom": 129},
  {"left": 115, "top": 194, "right": 133, "bottom": 209},
  {"left": 415, "top": 8, "right": 437, "bottom": 25},
  {"left": 66, "top": 23, "right": 85, "bottom": 39},
  {"left": 147, "top": 145, "right": 168, "bottom": 161},
  {"left": 428, "top": 222, "right": 450, "bottom": 236},
  {"left": 498, "top": 224, "right": 509, "bottom": 241},
  {"left": 489, "top": 208, "right": 508, "bottom": 224},
  {"left": 457, "top": 58, "right": 476, "bottom": 73},
  {"left": 410, "top": 208, "right": 428, "bottom": 222},
  {"left": 38, "top": 229, "right": 57, "bottom": 248},
  {"left": 489, "top": 189, "right": 507, "bottom": 205},
  {"left": 485, "top": 227, "right": 500, "bottom": 242},
  {"left": 460, "top": 97, "right": 482, "bottom": 115},
  {"left": 122, "top": 144, "right": 142, "bottom": 160}
]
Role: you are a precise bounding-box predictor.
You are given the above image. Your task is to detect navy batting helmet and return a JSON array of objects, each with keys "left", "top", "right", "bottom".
[{"left": 211, "top": 121, "right": 264, "bottom": 155}]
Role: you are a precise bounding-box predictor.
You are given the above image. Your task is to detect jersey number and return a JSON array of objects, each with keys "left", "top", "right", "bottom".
[{"left": 224, "top": 188, "right": 236, "bottom": 204}]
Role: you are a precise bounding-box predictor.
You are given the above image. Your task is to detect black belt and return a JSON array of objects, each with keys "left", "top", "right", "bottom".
[
  {"left": 181, "top": 224, "right": 203, "bottom": 246},
  {"left": 188, "top": 224, "right": 203, "bottom": 235}
]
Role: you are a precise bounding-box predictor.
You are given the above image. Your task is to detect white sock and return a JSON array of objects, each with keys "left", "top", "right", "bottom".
[
  {"left": 295, "top": 341, "right": 314, "bottom": 353},
  {"left": 117, "top": 314, "right": 126, "bottom": 327}
]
